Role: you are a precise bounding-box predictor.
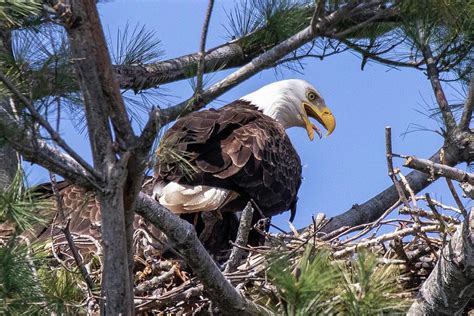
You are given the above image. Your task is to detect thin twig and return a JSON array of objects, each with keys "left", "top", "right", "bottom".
[
  {"left": 224, "top": 201, "right": 254, "bottom": 274},
  {"left": 195, "top": 0, "right": 214, "bottom": 95},
  {"left": 385, "top": 127, "right": 410, "bottom": 208},
  {"left": 440, "top": 149, "right": 468, "bottom": 219},
  {"left": 334, "top": 224, "right": 444, "bottom": 258}
]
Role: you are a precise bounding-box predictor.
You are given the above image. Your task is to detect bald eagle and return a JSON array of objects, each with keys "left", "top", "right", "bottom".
[
  {"left": 0, "top": 79, "right": 335, "bottom": 259},
  {"left": 153, "top": 79, "right": 335, "bottom": 230}
]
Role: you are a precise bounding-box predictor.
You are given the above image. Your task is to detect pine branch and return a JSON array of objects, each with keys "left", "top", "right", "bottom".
[
  {"left": 113, "top": 3, "right": 400, "bottom": 91},
  {"left": 138, "top": 1, "right": 392, "bottom": 149}
]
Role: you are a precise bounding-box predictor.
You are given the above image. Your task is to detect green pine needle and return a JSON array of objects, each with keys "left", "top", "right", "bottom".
[{"left": 0, "top": 166, "right": 51, "bottom": 235}]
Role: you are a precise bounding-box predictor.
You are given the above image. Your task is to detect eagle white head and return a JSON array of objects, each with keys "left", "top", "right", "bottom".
[{"left": 240, "top": 79, "right": 336, "bottom": 140}]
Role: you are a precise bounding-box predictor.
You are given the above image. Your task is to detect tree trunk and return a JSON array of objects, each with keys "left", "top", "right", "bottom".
[{"left": 98, "top": 187, "right": 134, "bottom": 315}]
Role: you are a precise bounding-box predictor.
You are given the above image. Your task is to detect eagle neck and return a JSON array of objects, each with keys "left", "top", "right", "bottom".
[{"left": 239, "top": 96, "right": 301, "bottom": 130}]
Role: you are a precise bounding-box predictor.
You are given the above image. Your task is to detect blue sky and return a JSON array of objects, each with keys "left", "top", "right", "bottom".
[{"left": 28, "top": 0, "right": 466, "bottom": 230}]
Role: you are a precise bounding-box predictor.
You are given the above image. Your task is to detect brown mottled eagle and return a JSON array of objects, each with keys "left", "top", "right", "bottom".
[{"left": 153, "top": 79, "right": 335, "bottom": 242}]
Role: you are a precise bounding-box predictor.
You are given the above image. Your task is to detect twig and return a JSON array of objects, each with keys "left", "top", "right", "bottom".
[
  {"left": 399, "top": 206, "right": 459, "bottom": 225},
  {"left": 403, "top": 155, "right": 474, "bottom": 185},
  {"left": 224, "top": 201, "right": 254, "bottom": 274},
  {"left": 415, "top": 195, "right": 461, "bottom": 214},
  {"left": 135, "top": 265, "right": 178, "bottom": 295},
  {"left": 333, "top": 224, "right": 444, "bottom": 258},
  {"left": 335, "top": 37, "right": 424, "bottom": 69},
  {"left": 385, "top": 127, "right": 410, "bottom": 208},
  {"left": 61, "top": 219, "right": 96, "bottom": 293},
  {"left": 195, "top": 0, "right": 214, "bottom": 95}
]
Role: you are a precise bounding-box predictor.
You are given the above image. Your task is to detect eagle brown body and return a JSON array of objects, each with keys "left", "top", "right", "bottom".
[{"left": 155, "top": 101, "right": 302, "bottom": 218}]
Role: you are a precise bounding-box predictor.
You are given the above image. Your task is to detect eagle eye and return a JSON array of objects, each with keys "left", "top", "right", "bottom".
[{"left": 307, "top": 91, "right": 317, "bottom": 102}]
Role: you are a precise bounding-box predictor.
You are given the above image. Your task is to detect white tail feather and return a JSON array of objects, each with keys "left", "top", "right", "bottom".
[{"left": 154, "top": 181, "right": 237, "bottom": 214}]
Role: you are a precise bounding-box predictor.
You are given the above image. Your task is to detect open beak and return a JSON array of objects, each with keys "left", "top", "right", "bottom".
[{"left": 302, "top": 102, "right": 336, "bottom": 141}]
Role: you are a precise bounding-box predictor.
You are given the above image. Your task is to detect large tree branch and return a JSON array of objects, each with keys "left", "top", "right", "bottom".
[
  {"left": 63, "top": 3, "right": 134, "bottom": 147},
  {"left": 408, "top": 211, "right": 474, "bottom": 315},
  {"left": 138, "top": 2, "right": 395, "bottom": 149},
  {"left": 135, "top": 193, "right": 271, "bottom": 315},
  {"left": 34, "top": 3, "right": 396, "bottom": 94}
]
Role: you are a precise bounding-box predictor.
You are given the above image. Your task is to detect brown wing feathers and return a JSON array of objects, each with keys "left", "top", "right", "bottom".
[{"left": 156, "top": 100, "right": 302, "bottom": 218}]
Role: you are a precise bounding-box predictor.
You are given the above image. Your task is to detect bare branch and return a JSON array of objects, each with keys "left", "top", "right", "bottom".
[
  {"left": 408, "top": 212, "right": 474, "bottom": 315},
  {"left": 417, "top": 26, "right": 457, "bottom": 133},
  {"left": 334, "top": 224, "right": 444, "bottom": 258},
  {"left": 403, "top": 155, "right": 474, "bottom": 185},
  {"left": 135, "top": 193, "right": 271, "bottom": 315},
  {"left": 459, "top": 74, "right": 474, "bottom": 130},
  {"left": 195, "top": 0, "right": 214, "bottom": 95}
]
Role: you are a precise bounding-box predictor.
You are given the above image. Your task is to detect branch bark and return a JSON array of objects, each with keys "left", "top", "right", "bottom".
[
  {"left": 404, "top": 155, "right": 474, "bottom": 185},
  {"left": 408, "top": 211, "right": 474, "bottom": 315},
  {"left": 135, "top": 193, "right": 271, "bottom": 315}
]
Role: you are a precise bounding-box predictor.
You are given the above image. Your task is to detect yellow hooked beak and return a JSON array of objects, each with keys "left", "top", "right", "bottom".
[{"left": 302, "top": 102, "right": 336, "bottom": 140}]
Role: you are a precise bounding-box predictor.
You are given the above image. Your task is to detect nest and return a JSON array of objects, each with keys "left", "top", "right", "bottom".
[{"left": 31, "top": 191, "right": 459, "bottom": 315}]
